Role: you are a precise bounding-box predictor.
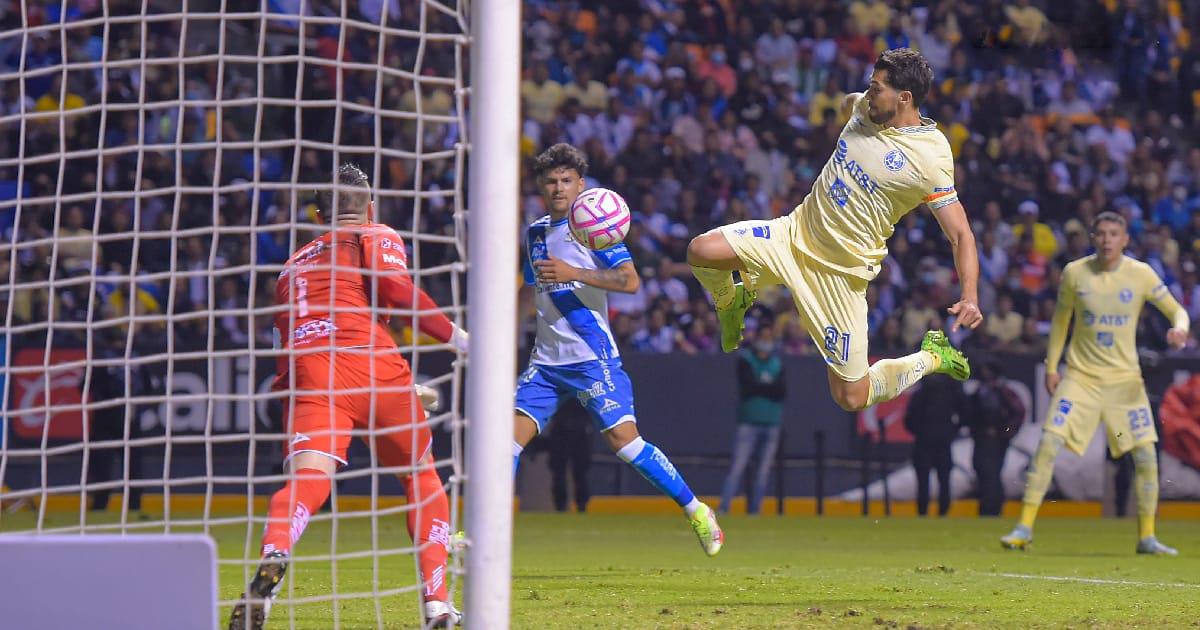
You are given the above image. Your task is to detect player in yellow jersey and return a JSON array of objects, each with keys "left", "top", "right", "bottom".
[
  {"left": 687, "top": 48, "right": 983, "bottom": 412},
  {"left": 1001, "top": 212, "right": 1189, "bottom": 555}
]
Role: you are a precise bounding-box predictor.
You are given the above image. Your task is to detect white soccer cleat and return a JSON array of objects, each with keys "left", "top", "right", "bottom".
[
  {"left": 1000, "top": 525, "right": 1033, "bottom": 551},
  {"left": 1136, "top": 536, "right": 1178, "bottom": 556},
  {"left": 424, "top": 600, "right": 463, "bottom": 628},
  {"left": 688, "top": 503, "right": 724, "bottom": 557}
]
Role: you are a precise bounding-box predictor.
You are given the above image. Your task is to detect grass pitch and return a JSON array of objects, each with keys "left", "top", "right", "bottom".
[{"left": 5, "top": 511, "right": 1200, "bottom": 628}]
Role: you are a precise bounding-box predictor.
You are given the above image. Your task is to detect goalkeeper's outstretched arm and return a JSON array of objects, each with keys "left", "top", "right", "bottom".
[{"left": 375, "top": 271, "right": 469, "bottom": 351}]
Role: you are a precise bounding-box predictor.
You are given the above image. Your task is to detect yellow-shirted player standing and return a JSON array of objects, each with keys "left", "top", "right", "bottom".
[
  {"left": 1001, "top": 211, "right": 1189, "bottom": 555},
  {"left": 688, "top": 48, "right": 983, "bottom": 412}
]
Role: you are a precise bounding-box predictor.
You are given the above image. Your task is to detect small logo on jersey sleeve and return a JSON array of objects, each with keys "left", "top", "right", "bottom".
[
  {"left": 1119, "top": 288, "right": 1134, "bottom": 303},
  {"left": 751, "top": 225, "right": 771, "bottom": 239},
  {"left": 883, "top": 149, "right": 907, "bottom": 171}
]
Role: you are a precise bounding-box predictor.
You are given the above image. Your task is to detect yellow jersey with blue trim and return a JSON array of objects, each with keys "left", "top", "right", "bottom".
[
  {"left": 792, "top": 93, "right": 958, "bottom": 281},
  {"left": 1049, "top": 255, "right": 1189, "bottom": 381}
]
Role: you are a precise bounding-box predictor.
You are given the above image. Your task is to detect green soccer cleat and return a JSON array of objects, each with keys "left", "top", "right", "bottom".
[
  {"left": 717, "top": 283, "right": 756, "bottom": 353},
  {"left": 1000, "top": 524, "right": 1033, "bottom": 551},
  {"left": 921, "top": 330, "right": 970, "bottom": 381},
  {"left": 688, "top": 503, "right": 724, "bottom": 557},
  {"left": 1136, "top": 536, "right": 1178, "bottom": 556}
]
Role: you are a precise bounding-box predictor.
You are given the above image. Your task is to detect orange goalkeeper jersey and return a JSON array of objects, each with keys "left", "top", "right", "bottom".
[{"left": 272, "top": 223, "right": 453, "bottom": 384}]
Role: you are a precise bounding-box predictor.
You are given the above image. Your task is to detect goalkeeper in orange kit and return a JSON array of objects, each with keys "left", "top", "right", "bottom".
[{"left": 229, "top": 164, "right": 469, "bottom": 629}]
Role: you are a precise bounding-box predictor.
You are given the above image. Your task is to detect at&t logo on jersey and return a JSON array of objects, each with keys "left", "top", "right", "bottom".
[{"left": 831, "top": 139, "right": 881, "bottom": 194}]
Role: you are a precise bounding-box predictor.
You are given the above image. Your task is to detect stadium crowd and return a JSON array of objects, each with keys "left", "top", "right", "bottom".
[
  {"left": 516, "top": 0, "right": 1200, "bottom": 359},
  {"left": 0, "top": 0, "right": 466, "bottom": 355},
  {"left": 3, "top": 0, "right": 1200, "bottom": 361}
]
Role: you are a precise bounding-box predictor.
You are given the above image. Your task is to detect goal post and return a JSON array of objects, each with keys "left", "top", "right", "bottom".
[{"left": 465, "top": 0, "right": 520, "bottom": 627}]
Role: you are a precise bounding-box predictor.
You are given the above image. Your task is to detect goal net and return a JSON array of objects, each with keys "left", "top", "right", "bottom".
[{"left": 0, "top": 1, "right": 513, "bottom": 627}]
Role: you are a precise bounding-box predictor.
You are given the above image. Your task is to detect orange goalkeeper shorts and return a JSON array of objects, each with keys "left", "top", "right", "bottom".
[{"left": 279, "top": 350, "right": 430, "bottom": 469}]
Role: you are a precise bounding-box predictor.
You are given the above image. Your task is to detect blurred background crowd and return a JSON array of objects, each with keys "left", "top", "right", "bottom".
[
  {"left": 3, "top": 0, "right": 1200, "bottom": 361},
  {"left": 0, "top": 0, "right": 466, "bottom": 356},
  {"left": 516, "top": 0, "right": 1200, "bottom": 359}
]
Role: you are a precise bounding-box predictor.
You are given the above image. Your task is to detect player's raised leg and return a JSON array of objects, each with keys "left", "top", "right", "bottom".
[
  {"left": 687, "top": 229, "right": 756, "bottom": 352},
  {"left": 831, "top": 330, "right": 971, "bottom": 411}
]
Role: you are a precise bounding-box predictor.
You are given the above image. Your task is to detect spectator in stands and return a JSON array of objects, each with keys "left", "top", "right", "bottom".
[
  {"left": 719, "top": 327, "right": 786, "bottom": 515},
  {"left": 965, "top": 360, "right": 1024, "bottom": 516},
  {"left": 546, "top": 403, "right": 594, "bottom": 513},
  {"left": 985, "top": 291, "right": 1025, "bottom": 348},
  {"left": 521, "top": 61, "right": 565, "bottom": 128},
  {"left": 1011, "top": 200, "right": 1060, "bottom": 260},
  {"left": 904, "top": 375, "right": 964, "bottom": 517},
  {"left": 1005, "top": 0, "right": 1050, "bottom": 48}
]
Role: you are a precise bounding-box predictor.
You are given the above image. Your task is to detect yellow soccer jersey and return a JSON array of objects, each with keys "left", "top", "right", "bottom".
[
  {"left": 1048, "top": 255, "right": 1190, "bottom": 380},
  {"left": 792, "top": 93, "right": 959, "bottom": 281}
]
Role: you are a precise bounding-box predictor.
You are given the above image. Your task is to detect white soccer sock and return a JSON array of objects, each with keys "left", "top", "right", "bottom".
[{"left": 865, "top": 350, "right": 937, "bottom": 407}]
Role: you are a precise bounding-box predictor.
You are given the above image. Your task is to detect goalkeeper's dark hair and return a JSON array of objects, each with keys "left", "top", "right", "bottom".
[
  {"left": 1091, "top": 210, "right": 1127, "bottom": 233},
  {"left": 534, "top": 143, "right": 588, "bottom": 178},
  {"left": 874, "top": 48, "right": 933, "bottom": 107},
  {"left": 316, "top": 163, "right": 372, "bottom": 223}
]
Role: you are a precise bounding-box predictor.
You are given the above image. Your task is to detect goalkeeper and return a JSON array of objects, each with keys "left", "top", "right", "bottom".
[
  {"left": 1000, "top": 212, "right": 1189, "bottom": 555},
  {"left": 229, "top": 164, "right": 469, "bottom": 629}
]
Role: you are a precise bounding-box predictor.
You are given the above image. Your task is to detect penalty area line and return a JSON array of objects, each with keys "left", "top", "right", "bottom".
[{"left": 984, "top": 572, "right": 1200, "bottom": 589}]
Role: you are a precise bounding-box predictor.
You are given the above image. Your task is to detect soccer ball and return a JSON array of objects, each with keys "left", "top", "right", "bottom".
[{"left": 569, "top": 187, "right": 631, "bottom": 250}]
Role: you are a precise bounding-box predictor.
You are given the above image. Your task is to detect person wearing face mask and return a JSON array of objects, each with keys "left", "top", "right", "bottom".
[{"left": 719, "top": 327, "right": 788, "bottom": 515}]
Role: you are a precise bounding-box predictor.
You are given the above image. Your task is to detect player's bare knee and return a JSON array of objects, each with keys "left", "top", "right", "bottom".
[
  {"left": 288, "top": 451, "right": 338, "bottom": 476},
  {"left": 832, "top": 389, "right": 867, "bottom": 412},
  {"left": 686, "top": 231, "right": 719, "bottom": 266},
  {"left": 603, "top": 420, "right": 640, "bottom": 452},
  {"left": 829, "top": 378, "right": 869, "bottom": 411}
]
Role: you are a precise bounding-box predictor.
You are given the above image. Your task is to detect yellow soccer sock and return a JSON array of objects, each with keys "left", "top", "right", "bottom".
[
  {"left": 1138, "top": 514, "right": 1155, "bottom": 539},
  {"left": 865, "top": 350, "right": 937, "bottom": 407},
  {"left": 1132, "top": 444, "right": 1159, "bottom": 539},
  {"left": 1018, "top": 503, "right": 1039, "bottom": 530},
  {"left": 691, "top": 265, "right": 735, "bottom": 309},
  {"left": 1017, "top": 432, "right": 1065, "bottom": 530}
]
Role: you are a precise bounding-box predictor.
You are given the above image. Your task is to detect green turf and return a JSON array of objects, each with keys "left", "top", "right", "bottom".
[{"left": 5, "top": 511, "right": 1200, "bottom": 628}]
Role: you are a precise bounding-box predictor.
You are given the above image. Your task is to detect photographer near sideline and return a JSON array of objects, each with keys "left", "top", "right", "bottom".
[{"left": 965, "top": 360, "right": 1025, "bottom": 517}]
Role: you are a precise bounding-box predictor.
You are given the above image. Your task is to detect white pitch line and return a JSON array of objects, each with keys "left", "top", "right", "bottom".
[{"left": 987, "top": 572, "right": 1200, "bottom": 589}]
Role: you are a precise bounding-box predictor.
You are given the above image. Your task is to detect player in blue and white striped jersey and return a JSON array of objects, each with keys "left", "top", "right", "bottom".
[{"left": 511, "top": 143, "right": 723, "bottom": 557}]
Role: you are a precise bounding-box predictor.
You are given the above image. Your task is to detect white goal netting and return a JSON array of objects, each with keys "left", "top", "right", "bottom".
[{"left": 0, "top": 1, "right": 472, "bottom": 626}]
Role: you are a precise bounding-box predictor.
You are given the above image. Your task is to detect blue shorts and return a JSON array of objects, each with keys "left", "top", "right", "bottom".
[{"left": 514, "top": 359, "right": 637, "bottom": 433}]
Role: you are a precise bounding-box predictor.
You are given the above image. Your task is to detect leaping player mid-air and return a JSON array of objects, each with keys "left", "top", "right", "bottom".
[
  {"left": 511, "top": 143, "right": 724, "bottom": 557},
  {"left": 687, "top": 48, "right": 984, "bottom": 411},
  {"left": 229, "top": 164, "right": 469, "bottom": 629}
]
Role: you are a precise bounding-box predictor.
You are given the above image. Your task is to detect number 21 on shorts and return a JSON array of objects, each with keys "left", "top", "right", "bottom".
[{"left": 823, "top": 325, "right": 850, "bottom": 365}]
